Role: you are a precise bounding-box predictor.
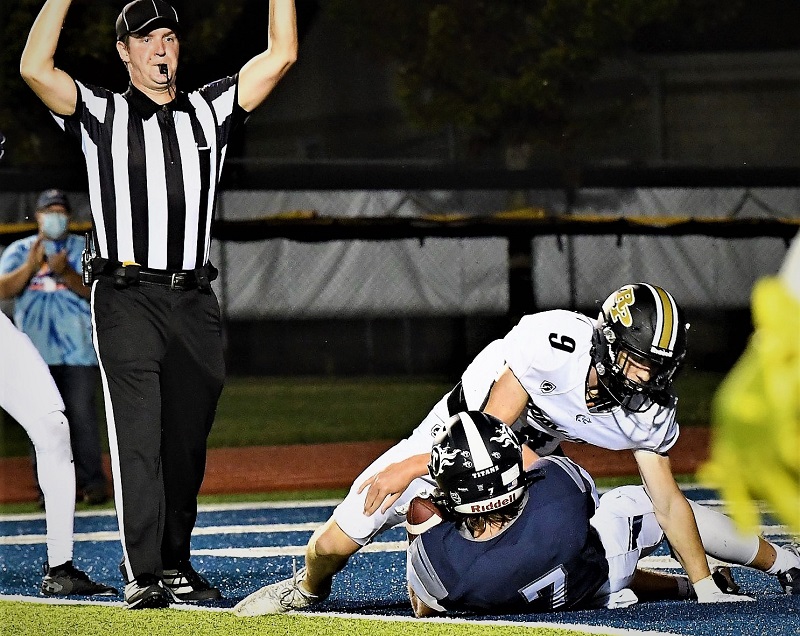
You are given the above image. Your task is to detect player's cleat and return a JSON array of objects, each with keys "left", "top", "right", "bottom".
[
  {"left": 162, "top": 562, "right": 221, "bottom": 601},
  {"left": 777, "top": 544, "right": 800, "bottom": 595},
  {"left": 124, "top": 574, "right": 171, "bottom": 609},
  {"left": 40, "top": 561, "right": 118, "bottom": 596},
  {"left": 233, "top": 566, "right": 329, "bottom": 616}
]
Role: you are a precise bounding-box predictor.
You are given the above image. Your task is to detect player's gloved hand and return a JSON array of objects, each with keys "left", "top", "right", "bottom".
[
  {"left": 699, "top": 277, "right": 800, "bottom": 534},
  {"left": 693, "top": 575, "right": 755, "bottom": 603}
]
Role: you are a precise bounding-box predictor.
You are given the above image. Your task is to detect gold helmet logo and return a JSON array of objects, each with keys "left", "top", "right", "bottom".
[{"left": 605, "top": 286, "right": 636, "bottom": 328}]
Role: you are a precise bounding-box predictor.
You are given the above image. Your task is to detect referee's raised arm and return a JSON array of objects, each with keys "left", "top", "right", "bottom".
[
  {"left": 238, "top": 0, "right": 298, "bottom": 112},
  {"left": 20, "top": 0, "right": 78, "bottom": 117}
]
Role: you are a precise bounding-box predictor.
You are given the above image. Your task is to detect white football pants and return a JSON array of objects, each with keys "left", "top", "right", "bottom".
[{"left": 0, "top": 312, "right": 75, "bottom": 566}]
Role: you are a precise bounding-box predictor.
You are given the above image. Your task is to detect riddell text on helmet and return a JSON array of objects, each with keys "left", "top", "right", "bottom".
[{"left": 468, "top": 492, "right": 519, "bottom": 513}]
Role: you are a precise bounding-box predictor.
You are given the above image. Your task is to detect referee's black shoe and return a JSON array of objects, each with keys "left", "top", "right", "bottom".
[
  {"left": 162, "top": 562, "right": 222, "bottom": 601},
  {"left": 124, "top": 574, "right": 171, "bottom": 609}
]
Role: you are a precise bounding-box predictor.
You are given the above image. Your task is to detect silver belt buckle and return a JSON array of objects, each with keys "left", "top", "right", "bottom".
[{"left": 170, "top": 272, "right": 182, "bottom": 289}]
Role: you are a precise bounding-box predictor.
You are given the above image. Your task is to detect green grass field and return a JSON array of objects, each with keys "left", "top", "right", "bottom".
[
  {"left": 0, "top": 601, "right": 608, "bottom": 636},
  {"left": 0, "top": 370, "right": 724, "bottom": 458}
]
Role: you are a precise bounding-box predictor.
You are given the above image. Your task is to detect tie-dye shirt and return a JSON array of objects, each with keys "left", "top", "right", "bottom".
[{"left": 0, "top": 233, "right": 97, "bottom": 366}]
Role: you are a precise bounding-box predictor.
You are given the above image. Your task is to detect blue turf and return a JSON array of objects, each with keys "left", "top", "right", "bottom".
[{"left": 1, "top": 488, "right": 798, "bottom": 635}]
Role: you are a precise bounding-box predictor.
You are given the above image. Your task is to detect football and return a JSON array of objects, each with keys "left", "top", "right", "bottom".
[{"left": 405, "top": 496, "right": 444, "bottom": 539}]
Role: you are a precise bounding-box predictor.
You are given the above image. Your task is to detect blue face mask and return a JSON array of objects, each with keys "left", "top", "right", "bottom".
[{"left": 40, "top": 213, "right": 69, "bottom": 240}]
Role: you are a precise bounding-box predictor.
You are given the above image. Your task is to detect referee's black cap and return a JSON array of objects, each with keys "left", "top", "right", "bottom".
[{"left": 116, "top": 0, "right": 180, "bottom": 41}]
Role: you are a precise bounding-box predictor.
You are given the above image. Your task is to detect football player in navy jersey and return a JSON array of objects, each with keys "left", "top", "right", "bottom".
[
  {"left": 407, "top": 412, "right": 746, "bottom": 617},
  {"left": 408, "top": 411, "right": 609, "bottom": 615}
]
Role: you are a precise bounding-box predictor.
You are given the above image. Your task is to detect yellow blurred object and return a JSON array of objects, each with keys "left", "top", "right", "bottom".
[{"left": 700, "top": 277, "right": 800, "bottom": 533}]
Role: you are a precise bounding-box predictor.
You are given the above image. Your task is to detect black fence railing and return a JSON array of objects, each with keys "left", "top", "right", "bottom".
[
  {"left": 2, "top": 214, "right": 797, "bottom": 247},
  {"left": 2, "top": 163, "right": 800, "bottom": 192}
]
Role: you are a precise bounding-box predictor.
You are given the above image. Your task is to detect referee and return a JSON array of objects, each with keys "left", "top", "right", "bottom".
[{"left": 21, "top": 0, "right": 297, "bottom": 609}]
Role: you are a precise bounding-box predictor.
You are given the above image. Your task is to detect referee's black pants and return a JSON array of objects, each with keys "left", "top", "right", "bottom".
[{"left": 91, "top": 278, "right": 225, "bottom": 581}]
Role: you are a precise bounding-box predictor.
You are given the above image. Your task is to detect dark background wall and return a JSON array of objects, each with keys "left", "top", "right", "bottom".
[{"left": 222, "top": 308, "right": 753, "bottom": 378}]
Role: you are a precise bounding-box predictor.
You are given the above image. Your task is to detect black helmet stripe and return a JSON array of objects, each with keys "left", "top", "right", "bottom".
[
  {"left": 642, "top": 283, "right": 678, "bottom": 356},
  {"left": 458, "top": 412, "right": 493, "bottom": 471}
]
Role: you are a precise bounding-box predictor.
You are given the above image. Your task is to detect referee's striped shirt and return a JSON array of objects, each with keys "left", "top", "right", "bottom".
[{"left": 51, "top": 77, "right": 245, "bottom": 271}]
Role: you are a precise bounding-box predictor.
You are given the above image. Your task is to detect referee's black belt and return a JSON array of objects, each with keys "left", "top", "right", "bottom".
[
  {"left": 93, "top": 259, "right": 218, "bottom": 291},
  {"left": 136, "top": 268, "right": 199, "bottom": 290}
]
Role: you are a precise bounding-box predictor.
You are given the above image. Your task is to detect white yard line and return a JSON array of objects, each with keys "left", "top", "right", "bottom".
[
  {"left": 0, "top": 521, "right": 324, "bottom": 545},
  {"left": 0, "top": 499, "right": 343, "bottom": 523}
]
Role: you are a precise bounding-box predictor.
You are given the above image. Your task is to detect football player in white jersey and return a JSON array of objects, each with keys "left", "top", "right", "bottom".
[
  {"left": 234, "top": 283, "right": 800, "bottom": 616},
  {"left": 477, "top": 283, "right": 798, "bottom": 598}
]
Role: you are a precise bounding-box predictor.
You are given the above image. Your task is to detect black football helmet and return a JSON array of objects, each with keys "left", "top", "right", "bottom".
[
  {"left": 591, "top": 283, "right": 688, "bottom": 412},
  {"left": 428, "top": 411, "right": 525, "bottom": 515}
]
